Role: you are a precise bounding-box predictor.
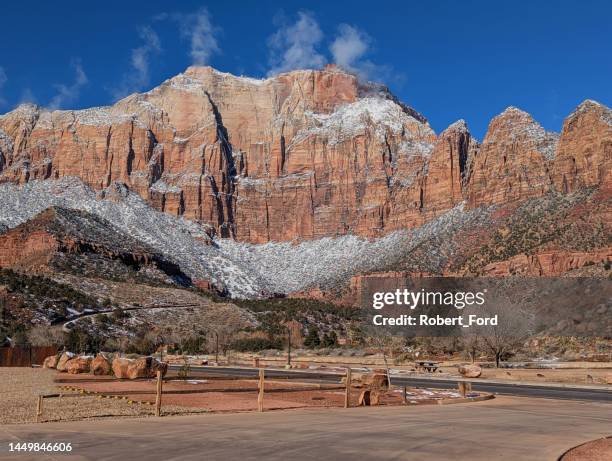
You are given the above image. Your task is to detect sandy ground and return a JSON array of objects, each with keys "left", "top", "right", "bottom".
[
  {"left": 57, "top": 374, "right": 474, "bottom": 412},
  {"left": 465, "top": 366, "right": 612, "bottom": 385},
  {"left": 219, "top": 353, "right": 612, "bottom": 386},
  {"left": 2, "top": 369, "right": 484, "bottom": 425},
  {"left": 0, "top": 368, "right": 206, "bottom": 424},
  {"left": 561, "top": 437, "right": 612, "bottom": 461}
]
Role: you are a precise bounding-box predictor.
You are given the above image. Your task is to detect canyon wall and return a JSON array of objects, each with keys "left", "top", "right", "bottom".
[{"left": 0, "top": 66, "right": 610, "bottom": 243}]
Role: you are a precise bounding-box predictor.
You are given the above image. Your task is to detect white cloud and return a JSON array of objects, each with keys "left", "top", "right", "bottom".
[
  {"left": 267, "top": 11, "right": 326, "bottom": 76},
  {"left": 0, "top": 67, "right": 7, "bottom": 106},
  {"left": 132, "top": 26, "right": 161, "bottom": 83},
  {"left": 330, "top": 24, "right": 392, "bottom": 82},
  {"left": 19, "top": 88, "right": 37, "bottom": 105},
  {"left": 48, "top": 60, "right": 88, "bottom": 110},
  {"left": 330, "top": 24, "right": 370, "bottom": 70},
  {"left": 179, "top": 8, "right": 219, "bottom": 65},
  {"left": 111, "top": 25, "right": 162, "bottom": 99}
]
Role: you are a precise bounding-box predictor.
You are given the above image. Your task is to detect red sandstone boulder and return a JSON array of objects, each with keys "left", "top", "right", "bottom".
[
  {"left": 91, "top": 353, "right": 112, "bottom": 375},
  {"left": 351, "top": 371, "right": 389, "bottom": 390},
  {"left": 111, "top": 357, "right": 132, "bottom": 378},
  {"left": 112, "top": 356, "right": 168, "bottom": 379},
  {"left": 459, "top": 364, "right": 482, "bottom": 378},
  {"left": 66, "top": 356, "right": 93, "bottom": 374},
  {"left": 56, "top": 352, "right": 75, "bottom": 372},
  {"left": 42, "top": 354, "right": 59, "bottom": 369}
]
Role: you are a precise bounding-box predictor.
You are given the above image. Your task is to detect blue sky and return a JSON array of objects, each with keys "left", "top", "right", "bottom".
[{"left": 0, "top": 0, "right": 610, "bottom": 139}]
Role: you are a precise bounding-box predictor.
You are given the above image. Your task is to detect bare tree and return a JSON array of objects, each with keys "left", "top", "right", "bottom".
[
  {"left": 27, "top": 325, "right": 66, "bottom": 347},
  {"left": 193, "top": 303, "right": 253, "bottom": 362},
  {"left": 367, "top": 333, "right": 406, "bottom": 386},
  {"left": 460, "top": 335, "right": 481, "bottom": 364},
  {"left": 468, "top": 279, "right": 536, "bottom": 368}
]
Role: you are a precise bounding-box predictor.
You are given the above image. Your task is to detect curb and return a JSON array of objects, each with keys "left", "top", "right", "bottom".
[
  {"left": 435, "top": 393, "right": 495, "bottom": 405},
  {"left": 557, "top": 436, "right": 612, "bottom": 461}
]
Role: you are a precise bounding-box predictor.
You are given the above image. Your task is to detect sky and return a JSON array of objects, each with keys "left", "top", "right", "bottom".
[{"left": 0, "top": 0, "right": 610, "bottom": 139}]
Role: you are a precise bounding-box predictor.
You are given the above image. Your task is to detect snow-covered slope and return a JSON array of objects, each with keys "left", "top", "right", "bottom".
[{"left": 0, "top": 178, "right": 492, "bottom": 298}]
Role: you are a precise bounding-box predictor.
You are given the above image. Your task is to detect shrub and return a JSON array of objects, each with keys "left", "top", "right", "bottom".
[
  {"left": 178, "top": 359, "right": 191, "bottom": 380},
  {"left": 321, "top": 331, "right": 338, "bottom": 348},
  {"left": 304, "top": 327, "right": 321, "bottom": 349},
  {"left": 27, "top": 325, "right": 65, "bottom": 347},
  {"left": 230, "top": 337, "right": 282, "bottom": 352}
]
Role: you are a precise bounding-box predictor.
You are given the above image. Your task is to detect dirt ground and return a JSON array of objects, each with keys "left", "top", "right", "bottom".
[
  {"left": 0, "top": 368, "right": 206, "bottom": 424},
  {"left": 55, "top": 373, "right": 478, "bottom": 413},
  {"left": 561, "top": 437, "right": 612, "bottom": 461},
  {"left": 179, "top": 352, "right": 612, "bottom": 386},
  {"left": 222, "top": 353, "right": 612, "bottom": 386},
  {"left": 443, "top": 366, "right": 612, "bottom": 385},
  {"left": 2, "top": 368, "right": 488, "bottom": 424}
]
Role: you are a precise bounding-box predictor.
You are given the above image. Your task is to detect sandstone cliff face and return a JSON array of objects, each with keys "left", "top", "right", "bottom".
[
  {"left": 467, "top": 107, "right": 558, "bottom": 207},
  {"left": 0, "top": 66, "right": 609, "bottom": 243},
  {"left": 480, "top": 249, "right": 612, "bottom": 276},
  {"left": 421, "top": 120, "right": 478, "bottom": 218},
  {"left": 0, "top": 207, "right": 191, "bottom": 286},
  {"left": 551, "top": 100, "right": 612, "bottom": 194}
]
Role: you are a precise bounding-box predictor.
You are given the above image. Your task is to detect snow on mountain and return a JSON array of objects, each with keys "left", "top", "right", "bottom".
[
  {"left": 0, "top": 177, "right": 491, "bottom": 298},
  {"left": 291, "top": 97, "right": 435, "bottom": 148}
]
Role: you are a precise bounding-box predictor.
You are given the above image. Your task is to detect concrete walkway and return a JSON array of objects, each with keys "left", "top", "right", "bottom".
[{"left": 0, "top": 397, "right": 610, "bottom": 461}]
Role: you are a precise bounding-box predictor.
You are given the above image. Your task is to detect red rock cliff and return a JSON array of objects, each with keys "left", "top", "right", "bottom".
[{"left": 0, "top": 66, "right": 609, "bottom": 243}]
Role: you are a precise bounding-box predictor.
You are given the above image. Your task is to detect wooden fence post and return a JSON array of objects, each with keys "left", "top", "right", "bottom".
[
  {"left": 458, "top": 381, "right": 466, "bottom": 397},
  {"left": 36, "top": 395, "right": 43, "bottom": 422},
  {"left": 258, "top": 369, "right": 265, "bottom": 412},
  {"left": 344, "top": 368, "right": 352, "bottom": 408},
  {"left": 402, "top": 386, "right": 407, "bottom": 404},
  {"left": 155, "top": 371, "right": 163, "bottom": 417}
]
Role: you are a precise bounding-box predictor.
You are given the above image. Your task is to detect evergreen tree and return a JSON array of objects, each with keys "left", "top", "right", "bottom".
[
  {"left": 304, "top": 327, "right": 321, "bottom": 349},
  {"left": 322, "top": 331, "right": 338, "bottom": 348}
]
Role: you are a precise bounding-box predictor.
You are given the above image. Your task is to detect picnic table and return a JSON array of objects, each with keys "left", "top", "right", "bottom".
[{"left": 414, "top": 361, "right": 440, "bottom": 373}]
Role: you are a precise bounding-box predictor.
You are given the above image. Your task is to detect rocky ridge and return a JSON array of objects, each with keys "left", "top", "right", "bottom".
[{"left": 1, "top": 66, "right": 608, "bottom": 243}]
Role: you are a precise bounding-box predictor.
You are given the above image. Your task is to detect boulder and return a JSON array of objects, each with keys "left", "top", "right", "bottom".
[
  {"left": 126, "top": 357, "right": 168, "bottom": 379},
  {"left": 357, "top": 389, "right": 381, "bottom": 406},
  {"left": 66, "top": 356, "right": 93, "bottom": 374},
  {"left": 56, "top": 352, "right": 75, "bottom": 372},
  {"left": 112, "top": 356, "right": 168, "bottom": 379},
  {"left": 458, "top": 364, "right": 482, "bottom": 378},
  {"left": 91, "top": 353, "right": 112, "bottom": 375},
  {"left": 42, "top": 354, "right": 59, "bottom": 369},
  {"left": 358, "top": 389, "right": 371, "bottom": 406},
  {"left": 363, "top": 372, "right": 389, "bottom": 389},
  {"left": 112, "top": 357, "right": 132, "bottom": 379}
]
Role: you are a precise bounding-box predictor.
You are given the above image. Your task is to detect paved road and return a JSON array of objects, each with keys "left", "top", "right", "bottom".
[
  {"left": 58, "top": 303, "right": 202, "bottom": 331},
  {"left": 169, "top": 365, "right": 612, "bottom": 402},
  {"left": 0, "top": 397, "right": 610, "bottom": 461}
]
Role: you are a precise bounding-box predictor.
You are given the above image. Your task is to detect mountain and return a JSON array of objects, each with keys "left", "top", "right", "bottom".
[
  {"left": 0, "top": 206, "right": 190, "bottom": 286},
  {"left": 0, "top": 66, "right": 610, "bottom": 304},
  {"left": 1, "top": 65, "right": 609, "bottom": 245}
]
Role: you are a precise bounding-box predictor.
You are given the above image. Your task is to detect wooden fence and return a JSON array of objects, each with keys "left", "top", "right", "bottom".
[{"left": 0, "top": 346, "right": 59, "bottom": 367}]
